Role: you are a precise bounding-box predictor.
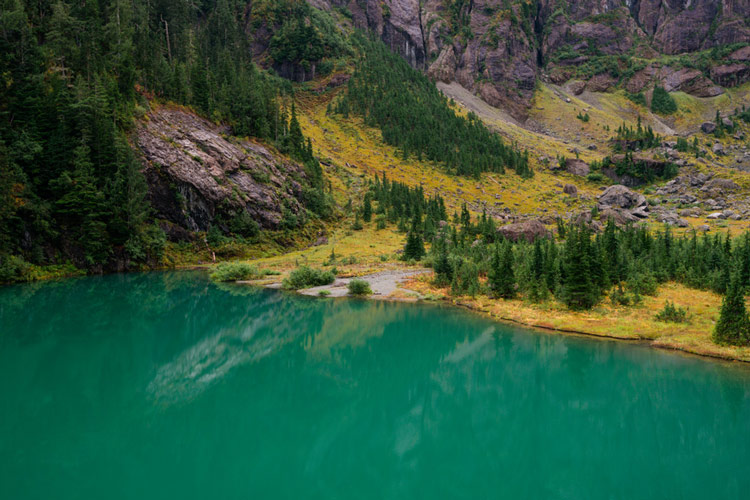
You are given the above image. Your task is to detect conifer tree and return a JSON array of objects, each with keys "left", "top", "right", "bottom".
[
  {"left": 362, "top": 193, "right": 372, "bottom": 223},
  {"left": 714, "top": 270, "right": 750, "bottom": 345},
  {"left": 403, "top": 231, "right": 425, "bottom": 261},
  {"left": 490, "top": 242, "right": 515, "bottom": 299},
  {"left": 561, "top": 227, "right": 598, "bottom": 310}
]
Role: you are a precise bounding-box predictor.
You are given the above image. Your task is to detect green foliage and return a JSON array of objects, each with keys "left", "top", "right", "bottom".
[
  {"left": 561, "top": 226, "right": 600, "bottom": 310},
  {"left": 713, "top": 272, "right": 750, "bottom": 346},
  {"left": 598, "top": 153, "right": 678, "bottom": 184},
  {"left": 0, "top": 0, "right": 323, "bottom": 274},
  {"left": 576, "top": 112, "right": 590, "bottom": 123},
  {"left": 651, "top": 86, "right": 677, "bottom": 115},
  {"left": 282, "top": 265, "right": 335, "bottom": 290},
  {"left": 626, "top": 92, "right": 647, "bottom": 107},
  {"left": 451, "top": 258, "right": 480, "bottom": 297},
  {"left": 362, "top": 193, "right": 372, "bottom": 222},
  {"left": 352, "top": 212, "right": 363, "bottom": 230},
  {"left": 334, "top": 35, "right": 531, "bottom": 179},
  {"left": 489, "top": 242, "right": 516, "bottom": 299},
  {"left": 210, "top": 262, "right": 269, "bottom": 282},
  {"left": 0, "top": 254, "right": 33, "bottom": 284},
  {"left": 348, "top": 278, "right": 372, "bottom": 296},
  {"left": 612, "top": 118, "right": 661, "bottom": 151},
  {"left": 424, "top": 199, "right": 750, "bottom": 336},
  {"left": 403, "top": 231, "right": 426, "bottom": 261},
  {"left": 654, "top": 301, "right": 689, "bottom": 323}
]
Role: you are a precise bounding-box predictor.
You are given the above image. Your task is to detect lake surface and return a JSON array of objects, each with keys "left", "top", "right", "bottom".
[{"left": 1, "top": 272, "right": 749, "bottom": 499}]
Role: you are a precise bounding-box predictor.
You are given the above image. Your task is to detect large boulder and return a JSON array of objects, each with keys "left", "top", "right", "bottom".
[
  {"left": 598, "top": 185, "right": 647, "bottom": 211},
  {"left": 585, "top": 73, "right": 616, "bottom": 92},
  {"left": 497, "top": 220, "right": 550, "bottom": 243},
  {"left": 565, "top": 158, "right": 590, "bottom": 177},
  {"left": 701, "top": 122, "right": 717, "bottom": 134}
]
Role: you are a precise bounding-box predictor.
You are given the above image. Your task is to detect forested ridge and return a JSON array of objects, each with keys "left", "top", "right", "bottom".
[
  {"left": 0, "top": 0, "right": 326, "bottom": 280},
  {"left": 332, "top": 35, "right": 533, "bottom": 179}
]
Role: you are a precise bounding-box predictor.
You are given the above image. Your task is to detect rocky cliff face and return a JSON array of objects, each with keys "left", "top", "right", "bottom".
[
  {"left": 136, "top": 107, "right": 307, "bottom": 239},
  {"left": 304, "top": 0, "right": 750, "bottom": 119}
]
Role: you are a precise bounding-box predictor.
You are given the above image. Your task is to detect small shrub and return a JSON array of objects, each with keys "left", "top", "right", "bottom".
[
  {"left": 282, "top": 266, "right": 336, "bottom": 290},
  {"left": 609, "top": 284, "right": 631, "bottom": 306},
  {"left": 0, "top": 255, "right": 33, "bottom": 283},
  {"left": 587, "top": 172, "right": 604, "bottom": 182},
  {"left": 626, "top": 92, "right": 646, "bottom": 106},
  {"left": 210, "top": 262, "right": 265, "bottom": 282},
  {"left": 352, "top": 213, "right": 363, "bottom": 230},
  {"left": 348, "top": 278, "right": 372, "bottom": 296},
  {"left": 318, "top": 290, "right": 331, "bottom": 297},
  {"left": 654, "top": 301, "right": 689, "bottom": 323}
]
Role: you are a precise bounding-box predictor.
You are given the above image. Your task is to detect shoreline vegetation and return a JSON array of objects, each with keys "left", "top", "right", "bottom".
[
  {"left": 248, "top": 266, "right": 750, "bottom": 365},
  {"left": 5, "top": 256, "right": 750, "bottom": 364}
]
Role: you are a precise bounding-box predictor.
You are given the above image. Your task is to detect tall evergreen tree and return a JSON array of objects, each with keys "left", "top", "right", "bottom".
[
  {"left": 714, "top": 270, "right": 750, "bottom": 346},
  {"left": 561, "top": 227, "right": 598, "bottom": 310},
  {"left": 489, "top": 241, "right": 515, "bottom": 299},
  {"left": 362, "top": 192, "right": 372, "bottom": 223}
]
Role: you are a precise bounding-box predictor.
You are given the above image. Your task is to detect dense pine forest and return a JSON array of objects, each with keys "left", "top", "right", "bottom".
[
  {"left": 0, "top": 0, "right": 327, "bottom": 279},
  {"left": 332, "top": 35, "right": 532, "bottom": 179}
]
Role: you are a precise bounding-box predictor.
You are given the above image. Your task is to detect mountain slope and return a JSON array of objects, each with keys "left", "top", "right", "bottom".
[{"left": 302, "top": 0, "right": 750, "bottom": 119}]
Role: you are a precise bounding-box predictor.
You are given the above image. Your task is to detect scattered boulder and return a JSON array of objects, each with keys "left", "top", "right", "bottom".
[
  {"left": 712, "top": 143, "right": 725, "bottom": 155},
  {"left": 568, "top": 80, "right": 586, "bottom": 95},
  {"left": 565, "top": 158, "right": 590, "bottom": 176},
  {"left": 656, "top": 211, "right": 689, "bottom": 227},
  {"left": 701, "top": 178, "right": 739, "bottom": 197},
  {"left": 679, "top": 207, "right": 702, "bottom": 218},
  {"left": 563, "top": 184, "right": 578, "bottom": 196},
  {"left": 701, "top": 122, "right": 717, "bottom": 134},
  {"left": 497, "top": 220, "right": 550, "bottom": 242},
  {"left": 598, "top": 185, "right": 647, "bottom": 211},
  {"left": 585, "top": 73, "right": 616, "bottom": 92},
  {"left": 599, "top": 208, "right": 638, "bottom": 225}
]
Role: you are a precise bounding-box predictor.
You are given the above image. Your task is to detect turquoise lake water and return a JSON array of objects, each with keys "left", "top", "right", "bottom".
[{"left": 1, "top": 271, "right": 749, "bottom": 499}]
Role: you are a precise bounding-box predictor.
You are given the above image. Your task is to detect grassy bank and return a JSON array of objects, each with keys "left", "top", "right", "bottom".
[{"left": 403, "top": 273, "right": 750, "bottom": 363}]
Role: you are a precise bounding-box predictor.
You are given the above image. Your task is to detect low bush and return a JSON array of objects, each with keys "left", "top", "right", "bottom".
[
  {"left": 654, "top": 301, "right": 689, "bottom": 323},
  {"left": 210, "top": 262, "right": 268, "bottom": 282},
  {"left": 282, "top": 266, "right": 335, "bottom": 289},
  {"left": 348, "top": 278, "right": 372, "bottom": 296}
]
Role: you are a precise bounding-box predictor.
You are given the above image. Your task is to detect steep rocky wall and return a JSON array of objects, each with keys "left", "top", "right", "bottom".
[
  {"left": 303, "top": 0, "right": 750, "bottom": 119},
  {"left": 136, "top": 107, "right": 307, "bottom": 238}
]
